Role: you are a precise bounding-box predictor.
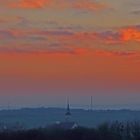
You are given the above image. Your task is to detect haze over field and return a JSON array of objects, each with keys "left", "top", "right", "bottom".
[{"left": 0, "top": 108, "right": 140, "bottom": 129}]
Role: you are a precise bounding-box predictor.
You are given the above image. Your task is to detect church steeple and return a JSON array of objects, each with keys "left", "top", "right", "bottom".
[
  {"left": 65, "top": 99, "right": 71, "bottom": 116},
  {"left": 65, "top": 98, "right": 71, "bottom": 121}
]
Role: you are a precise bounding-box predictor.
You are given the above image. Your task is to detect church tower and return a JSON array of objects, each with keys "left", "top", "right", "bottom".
[
  {"left": 65, "top": 98, "right": 71, "bottom": 122},
  {"left": 90, "top": 96, "right": 93, "bottom": 111}
]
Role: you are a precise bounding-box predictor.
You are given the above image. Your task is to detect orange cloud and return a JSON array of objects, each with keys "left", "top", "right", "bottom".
[
  {"left": 120, "top": 27, "right": 140, "bottom": 42},
  {"left": 58, "top": 27, "right": 140, "bottom": 45},
  {"left": 11, "top": 0, "right": 48, "bottom": 9},
  {"left": 1, "top": 26, "right": 140, "bottom": 54},
  {"left": 9, "top": 0, "right": 108, "bottom": 11}
]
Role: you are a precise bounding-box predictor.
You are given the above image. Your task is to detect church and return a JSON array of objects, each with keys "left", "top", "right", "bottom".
[{"left": 49, "top": 99, "right": 78, "bottom": 129}]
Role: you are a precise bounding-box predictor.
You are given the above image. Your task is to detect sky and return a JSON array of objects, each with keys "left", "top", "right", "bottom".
[{"left": 0, "top": 0, "right": 140, "bottom": 109}]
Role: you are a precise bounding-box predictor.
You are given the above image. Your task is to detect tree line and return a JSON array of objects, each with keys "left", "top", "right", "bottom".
[{"left": 0, "top": 121, "right": 140, "bottom": 140}]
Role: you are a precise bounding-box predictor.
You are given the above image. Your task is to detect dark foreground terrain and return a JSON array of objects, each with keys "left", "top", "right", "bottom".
[{"left": 0, "top": 122, "right": 140, "bottom": 140}]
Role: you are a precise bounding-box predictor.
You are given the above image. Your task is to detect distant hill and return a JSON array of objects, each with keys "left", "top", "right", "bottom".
[{"left": 0, "top": 108, "right": 139, "bottom": 129}]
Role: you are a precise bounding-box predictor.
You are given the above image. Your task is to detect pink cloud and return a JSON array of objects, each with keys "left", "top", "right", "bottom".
[{"left": 73, "top": 0, "right": 108, "bottom": 11}]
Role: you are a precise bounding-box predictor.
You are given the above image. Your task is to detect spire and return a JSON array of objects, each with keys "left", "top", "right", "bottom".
[
  {"left": 65, "top": 98, "right": 71, "bottom": 116},
  {"left": 90, "top": 96, "right": 93, "bottom": 111}
]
